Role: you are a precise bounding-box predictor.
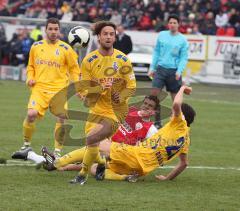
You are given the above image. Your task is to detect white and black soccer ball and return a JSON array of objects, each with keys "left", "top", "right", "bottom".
[{"left": 68, "top": 26, "right": 90, "bottom": 48}]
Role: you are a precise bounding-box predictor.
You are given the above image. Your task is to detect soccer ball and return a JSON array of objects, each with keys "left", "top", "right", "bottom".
[{"left": 68, "top": 26, "right": 90, "bottom": 48}]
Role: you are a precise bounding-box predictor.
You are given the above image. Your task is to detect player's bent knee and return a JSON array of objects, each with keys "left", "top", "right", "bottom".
[
  {"left": 56, "top": 117, "right": 65, "bottom": 123},
  {"left": 27, "top": 109, "right": 38, "bottom": 122}
]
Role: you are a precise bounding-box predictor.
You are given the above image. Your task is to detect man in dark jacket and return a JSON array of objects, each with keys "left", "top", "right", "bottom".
[{"left": 113, "top": 24, "right": 132, "bottom": 55}]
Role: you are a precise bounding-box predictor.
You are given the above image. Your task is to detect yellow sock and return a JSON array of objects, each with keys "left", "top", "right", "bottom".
[
  {"left": 54, "top": 147, "right": 86, "bottom": 169},
  {"left": 105, "top": 169, "right": 127, "bottom": 181},
  {"left": 95, "top": 152, "right": 106, "bottom": 165},
  {"left": 54, "top": 123, "right": 65, "bottom": 151},
  {"left": 80, "top": 146, "right": 99, "bottom": 176},
  {"left": 23, "top": 118, "right": 36, "bottom": 143}
]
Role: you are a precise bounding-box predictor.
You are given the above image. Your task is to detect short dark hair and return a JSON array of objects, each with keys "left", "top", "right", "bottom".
[
  {"left": 93, "top": 21, "right": 116, "bottom": 35},
  {"left": 144, "top": 95, "right": 160, "bottom": 110},
  {"left": 168, "top": 14, "right": 180, "bottom": 23},
  {"left": 46, "top": 18, "right": 60, "bottom": 29},
  {"left": 181, "top": 103, "right": 196, "bottom": 127}
]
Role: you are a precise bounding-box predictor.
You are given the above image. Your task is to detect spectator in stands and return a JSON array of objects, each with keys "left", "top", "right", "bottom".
[
  {"left": 30, "top": 25, "right": 43, "bottom": 42},
  {"left": 0, "top": 6, "right": 10, "bottom": 16},
  {"left": 103, "top": 7, "right": 111, "bottom": 20},
  {"left": 228, "top": 8, "right": 239, "bottom": 27},
  {"left": 147, "top": 1, "right": 158, "bottom": 21},
  {"left": 88, "top": 6, "right": 98, "bottom": 23},
  {"left": 153, "top": 17, "right": 166, "bottom": 32},
  {"left": 138, "top": 11, "right": 153, "bottom": 30},
  {"left": 215, "top": 9, "right": 229, "bottom": 28},
  {"left": 236, "top": 21, "right": 240, "bottom": 37},
  {"left": 110, "top": 10, "right": 122, "bottom": 26},
  {"left": 159, "top": 2, "right": 168, "bottom": 21},
  {"left": 8, "top": 32, "right": 23, "bottom": 66},
  {"left": 25, "top": 7, "right": 36, "bottom": 18},
  {"left": 120, "top": 8, "right": 128, "bottom": 28},
  {"left": 186, "top": 19, "right": 195, "bottom": 34},
  {"left": 108, "top": 0, "right": 119, "bottom": 10},
  {"left": 0, "top": 23, "right": 7, "bottom": 65},
  {"left": 96, "top": 8, "right": 108, "bottom": 22},
  {"left": 195, "top": 12, "right": 206, "bottom": 34},
  {"left": 166, "top": 0, "right": 178, "bottom": 15},
  {"left": 21, "top": 31, "right": 34, "bottom": 66},
  {"left": 131, "top": 3, "right": 144, "bottom": 24},
  {"left": 38, "top": 8, "right": 48, "bottom": 19},
  {"left": 191, "top": 24, "right": 202, "bottom": 35},
  {"left": 1, "top": 0, "right": 240, "bottom": 37},
  {"left": 177, "top": 3, "right": 187, "bottom": 19},
  {"left": 72, "top": 8, "right": 89, "bottom": 22},
  {"left": 56, "top": 8, "right": 63, "bottom": 20},
  {"left": 119, "top": 0, "right": 130, "bottom": 12},
  {"left": 179, "top": 18, "right": 188, "bottom": 34},
  {"left": 47, "top": 7, "right": 57, "bottom": 18},
  {"left": 61, "top": 9, "right": 73, "bottom": 21},
  {"left": 113, "top": 24, "right": 133, "bottom": 55},
  {"left": 61, "top": 1, "right": 70, "bottom": 14},
  {"left": 124, "top": 10, "right": 138, "bottom": 29},
  {"left": 202, "top": 11, "right": 217, "bottom": 35}
]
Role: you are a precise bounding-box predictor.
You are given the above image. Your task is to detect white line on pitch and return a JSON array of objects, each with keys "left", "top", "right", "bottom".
[
  {"left": 5, "top": 160, "right": 33, "bottom": 164},
  {"left": 0, "top": 163, "right": 36, "bottom": 166},
  {"left": 187, "top": 98, "right": 240, "bottom": 106},
  {"left": 0, "top": 160, "right": 240, "bottom": 171},
  {"left": 162, "top": 166, "right": 240, "bottom": 171}
]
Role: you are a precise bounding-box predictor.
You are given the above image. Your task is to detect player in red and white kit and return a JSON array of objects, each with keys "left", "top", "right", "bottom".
[{"left": 111, "top": 96, "right": 159, "bottom": 146}]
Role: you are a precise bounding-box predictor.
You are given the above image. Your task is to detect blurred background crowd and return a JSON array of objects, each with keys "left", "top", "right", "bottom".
[
  {"left": 0, "top": 0, "right": 240, "bottom": 66},
  {"left": 0, "top": 0, "right": 240, "bottom": 35}
]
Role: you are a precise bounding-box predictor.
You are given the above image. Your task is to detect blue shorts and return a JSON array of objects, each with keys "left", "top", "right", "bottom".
[{"left": 152, "top": 66, "right": 182, "bottom": 93}]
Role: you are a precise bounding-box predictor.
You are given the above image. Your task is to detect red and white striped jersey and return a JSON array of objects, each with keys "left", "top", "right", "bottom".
[{"left": 112, "top": 107, "right": 158, "bottom": 145}]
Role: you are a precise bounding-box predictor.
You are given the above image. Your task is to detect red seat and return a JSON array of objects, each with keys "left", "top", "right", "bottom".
[
  {"left": 216, "top": 27, "right": 225, "bottom": 36},
  {"left": 225, "top": 27, "right": 235, "bottom": 36}
]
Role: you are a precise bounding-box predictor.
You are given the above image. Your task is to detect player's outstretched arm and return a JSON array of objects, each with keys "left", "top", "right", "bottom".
[
  {"left": 58, "top": 164, "right": 82, "bottom": 171},
  {"left": 172, "top": 85, "right": 192, "bottom": 117},
  {"left": 155, "top": 153, "right": 188, "bottom": 181}
]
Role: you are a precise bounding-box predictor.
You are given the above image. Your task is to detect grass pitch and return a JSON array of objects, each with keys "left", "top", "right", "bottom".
[{"left": 0, "top": 80, "right": 240, "bottom": 211}]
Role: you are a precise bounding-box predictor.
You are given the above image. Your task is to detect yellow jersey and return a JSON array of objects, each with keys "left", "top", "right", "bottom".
[
  {"left": 141, "top": 113, "right": 190, "bottom": 163},
  {"left": 80, "top": 49, "right": 136, "bottom": 121},
  {"left": 108, "top": 113, "right": 190, "bottom": 176},
  {"left": 27, "top": 39, "right": 80, "bottom": 92}
]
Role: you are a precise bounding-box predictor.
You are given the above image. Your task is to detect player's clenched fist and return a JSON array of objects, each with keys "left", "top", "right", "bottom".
[{"left": 27, "top": 80, "right": 36, "bottom": 87}]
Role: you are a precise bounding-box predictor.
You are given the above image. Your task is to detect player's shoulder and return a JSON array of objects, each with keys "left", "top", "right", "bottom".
[
  {"left": 128, "top": 106, "right": 138, "bottom": 113},
  {"left": 170, "top": 112, "right": 188, "bottom": 127},
  {"left": 84, "top": 50, "right": 99, "bottom": 63},
  {"left": 159, "top": 30, "right": 169, "bottom": 34},
  {"left": 114, "top": 49, "right": 129, "bottom": 62},
  {"left": 32, "top": 39, "right": 44, "bottom": 48},
  {"left": 58, "top": 40, "right": 72, "bottom": 51},
  {"left": 158, "top": 30, "right": 169, "bottom": 36},
  {"left": 177, "top": 33, "right": 188, "bottom": 42}
]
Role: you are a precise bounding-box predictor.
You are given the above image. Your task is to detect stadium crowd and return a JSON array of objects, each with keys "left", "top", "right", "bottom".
[
  {"left": 0, "top": 0, "right": 240, "bottom": 66},
  {"left": 0, "top": 0, "right": 240, "bottom": 35}
]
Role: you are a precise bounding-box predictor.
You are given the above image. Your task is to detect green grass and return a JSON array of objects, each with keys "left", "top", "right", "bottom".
[{"left": 0, "top": 80, "right": 240, "bottom": 211}]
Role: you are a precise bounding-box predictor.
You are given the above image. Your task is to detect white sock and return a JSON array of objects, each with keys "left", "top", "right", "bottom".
[
  {"left": 24, "top": 141, "right": 31, "bottom": 146},
  {"left": 27, "top": 151, "right": 46, "bottom": 164}
]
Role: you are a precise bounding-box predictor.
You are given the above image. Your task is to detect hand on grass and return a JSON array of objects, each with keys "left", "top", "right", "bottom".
[{"left": 155, "top": 175, "right": 167, "bottom": 181}]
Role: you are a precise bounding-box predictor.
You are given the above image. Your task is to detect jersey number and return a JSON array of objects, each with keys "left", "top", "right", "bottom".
[{"left": 165, "top": 137, "right": 184, "bottom": 160}]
